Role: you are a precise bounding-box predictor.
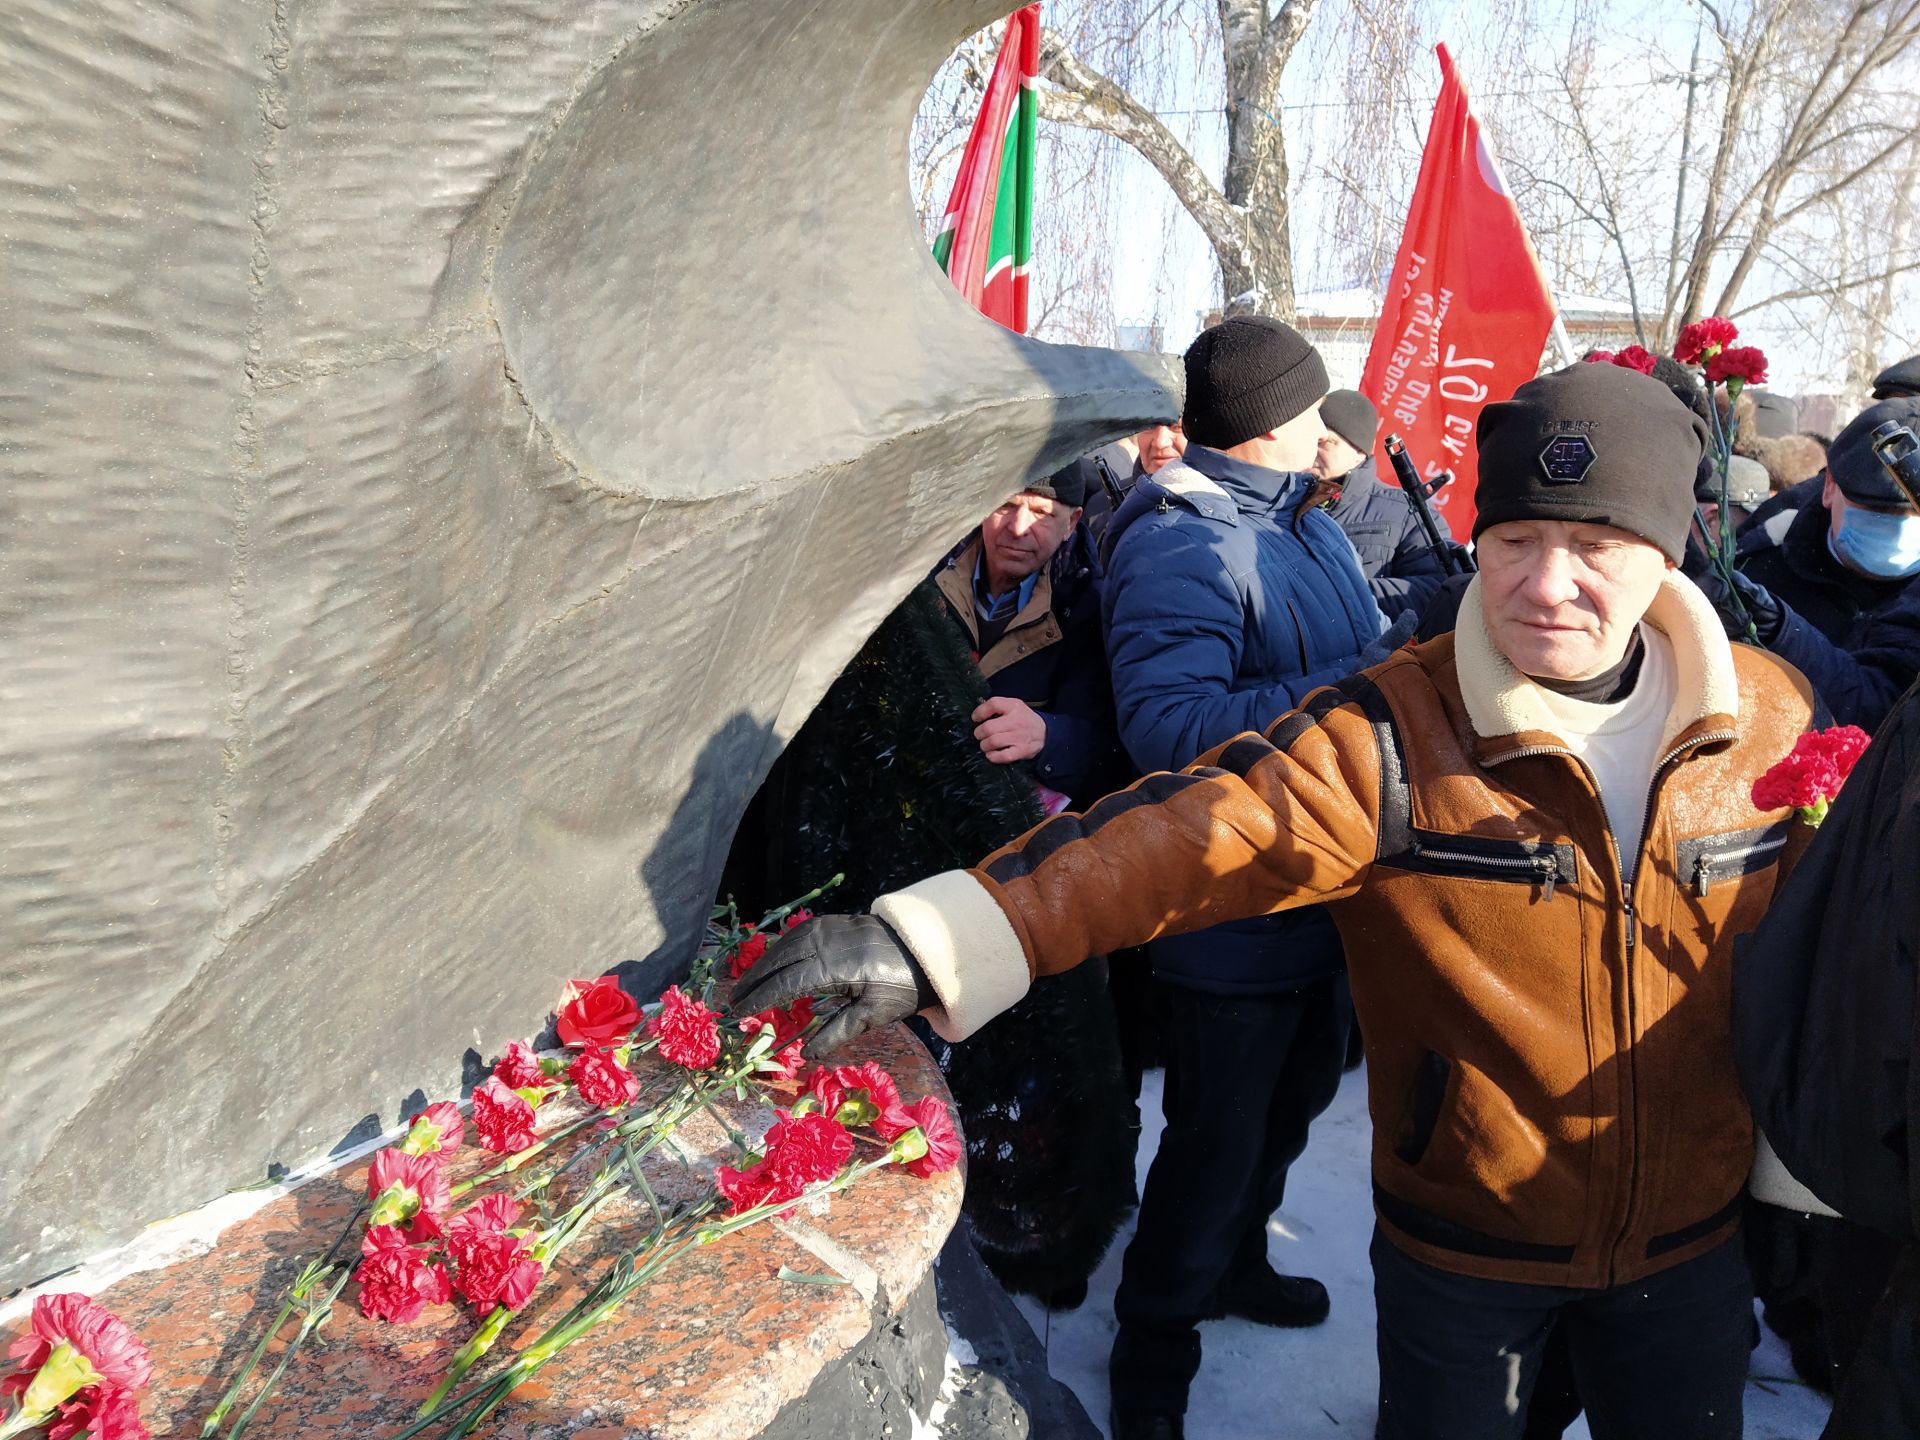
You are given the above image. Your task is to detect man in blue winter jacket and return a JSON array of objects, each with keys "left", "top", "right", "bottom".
[{"left": 1098, "top": 315, "right": 1399, "bottom": 1440}]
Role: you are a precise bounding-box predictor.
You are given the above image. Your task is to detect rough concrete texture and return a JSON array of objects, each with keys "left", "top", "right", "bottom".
[
  {"left": 755, "top": 1274, "right": 946, "bottom": 1440},
  {"left": 934, "top": 1229, "right": 1102, "bottom": 1440},
  {"left": 0, "top": 0, "right": 1178, "bottom": 1291}
]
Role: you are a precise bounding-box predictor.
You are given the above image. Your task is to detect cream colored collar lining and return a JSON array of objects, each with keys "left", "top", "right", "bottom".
[{"left": 1454, "top": 570, "right": 1739, "bottom": 747}]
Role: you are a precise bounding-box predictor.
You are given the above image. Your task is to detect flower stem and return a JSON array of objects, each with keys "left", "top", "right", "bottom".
[
  {"left": 754, "top": 874, "right": 843, "bottom": 932},
  {"left": 450, "top": 1112, "right": 603, "bottom": 1197},
  {"left": 224, "top": 1263, "right": 350, "bottom": 1440},
  {"left": 196, "top": 1290, "right": 299, "bottom": 1437}
]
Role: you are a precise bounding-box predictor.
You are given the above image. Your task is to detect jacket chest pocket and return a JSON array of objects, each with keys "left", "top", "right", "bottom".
[
  {"left": 1393, "top": 829, "right": 1577, "bottom": 901},
  {"left": 1673, "top": 821, "right": 1790, "bottom": 898}
]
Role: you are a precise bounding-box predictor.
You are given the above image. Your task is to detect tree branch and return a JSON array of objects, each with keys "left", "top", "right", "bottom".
[
  {"left": 1728, "top": 254, "right": 1920, "bottom": 317},
  {"left": 1036, "top": 29, "right": 1256, "bottom": 282}
]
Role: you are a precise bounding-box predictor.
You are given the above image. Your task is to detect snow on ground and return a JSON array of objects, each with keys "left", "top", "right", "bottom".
[{"left": 1012, "top": 1066, "right": 1833, "bottom": 1439}]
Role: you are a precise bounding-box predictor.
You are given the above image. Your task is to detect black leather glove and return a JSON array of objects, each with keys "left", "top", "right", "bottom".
[
  {"left": 728, "top": 914, "right": 938, "bottom": 1056},
  {"left": 1690, "top": 561, "right": 1785, "bottom": 645}
]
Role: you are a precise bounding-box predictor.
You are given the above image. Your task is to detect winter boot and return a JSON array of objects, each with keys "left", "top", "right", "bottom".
[
  {"left": 1210, "top": 1266, "right": 1331, "bottom": 1328},
  {"left": 1108, "top": 1324, "right": 1198, "bottom": 1440}
]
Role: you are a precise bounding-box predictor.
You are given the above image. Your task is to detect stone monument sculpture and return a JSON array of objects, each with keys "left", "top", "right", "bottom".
[{"left": 0, "top": 0, "right": 1175, "bottom": 1292}]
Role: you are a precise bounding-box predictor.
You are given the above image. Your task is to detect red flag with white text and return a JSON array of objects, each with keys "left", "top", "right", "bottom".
[{"left": 1359, "top": 45, "right": 1556, "bottom": 534}]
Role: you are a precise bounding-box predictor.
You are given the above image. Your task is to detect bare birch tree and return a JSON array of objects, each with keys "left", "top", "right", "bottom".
[{"left": 1674, "top": 0, "right": 1920, "bottom": 331}]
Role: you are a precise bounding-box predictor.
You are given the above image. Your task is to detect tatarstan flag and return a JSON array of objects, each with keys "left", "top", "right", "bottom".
[{"left": 932, "top": 4, "right": 1040, "bottom": 333}]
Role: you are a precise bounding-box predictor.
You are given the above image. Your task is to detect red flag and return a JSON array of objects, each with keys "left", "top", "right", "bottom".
[
  {"left": 1359, "top": 45, "right": 1556, "bottom": 535},
  {"left": 932, "top": 5, "right": 1040, "bottom": 332}
]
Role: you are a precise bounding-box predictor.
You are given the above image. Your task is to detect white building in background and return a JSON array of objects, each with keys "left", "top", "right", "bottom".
[{"left": 1114, "top": 318, "right": 1166, "bottom": 353}]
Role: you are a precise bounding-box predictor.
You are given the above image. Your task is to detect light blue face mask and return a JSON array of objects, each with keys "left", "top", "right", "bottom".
[{"left": 1829, "top": 500, "right": 1920, "bottom": 579}]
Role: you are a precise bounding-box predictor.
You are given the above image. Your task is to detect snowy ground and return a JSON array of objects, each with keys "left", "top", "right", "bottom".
[{"left": 1011, "top": 1066, "right": 1833, "bottom": 1440}]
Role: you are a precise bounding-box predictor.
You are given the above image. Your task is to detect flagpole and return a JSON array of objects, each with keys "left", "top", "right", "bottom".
[{"left": 1549, "top": 315, "right": 1580, "bottom": 368}]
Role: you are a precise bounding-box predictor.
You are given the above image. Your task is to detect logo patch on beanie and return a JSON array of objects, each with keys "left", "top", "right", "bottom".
[{"left": 1539, "top": 433, "right": 1598, "bottom": 485}]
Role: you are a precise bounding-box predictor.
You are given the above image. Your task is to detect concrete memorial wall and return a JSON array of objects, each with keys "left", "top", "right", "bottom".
[{"left": 0, "top": 0, "right": 1177, "bottom": 1292}]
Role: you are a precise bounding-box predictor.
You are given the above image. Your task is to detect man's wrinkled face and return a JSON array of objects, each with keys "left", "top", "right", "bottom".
[
  {"left": 1477, "top": 520, "right": 1671, "bottom": 681},
  {"left": 980, "top": 491, "right": 1078, "bottom": 588},
  {"left": 1134, "top": 423, "right": 1187, "bottom": 474},
  {"left": 1313, "top": 430, "right": 1367, "bottom": 482}
]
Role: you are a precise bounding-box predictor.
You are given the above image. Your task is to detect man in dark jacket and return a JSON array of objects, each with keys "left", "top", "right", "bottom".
[
  {"left": 1315, "top": 389, "right": 1455, "bottom": 622},
  {"left": 1692, "top": 398, "right": 1920, "bottom": 730},
  {"left": 1094, "top": 318, "right": 1394, "bottom": 1439},
  {"left": 1733, "top": 681, "right": 1920, "bottom": 1437},
  {"left": 929, "top": 461, "right": 1122, "bottom": 809}
]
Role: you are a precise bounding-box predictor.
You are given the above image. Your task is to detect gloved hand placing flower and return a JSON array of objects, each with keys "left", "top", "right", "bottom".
[{"left": 728, "top": 914, "right": 938, "bottom": 1056}]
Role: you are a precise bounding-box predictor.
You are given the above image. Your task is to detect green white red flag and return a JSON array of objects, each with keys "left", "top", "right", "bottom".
[{"left": 932, "top": 5, "right": 1040, "bottom": 333}]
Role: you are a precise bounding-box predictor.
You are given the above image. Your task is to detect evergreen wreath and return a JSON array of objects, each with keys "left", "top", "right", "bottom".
[{"left": 726, "top": 579, "right": 1136, "bottom": 1299}]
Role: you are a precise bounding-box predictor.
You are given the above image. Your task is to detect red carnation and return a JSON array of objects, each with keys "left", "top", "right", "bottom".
[
  {"left": 781, "top": 908, "right": 814, "bottom": 932},
  {"left": 472, "top": 1076, "right": 540, "bottom": 1154},
  {"left": 401, "top": 1100, "right": 464, "bottom": 1159},
  {"left": 714, "top": 1161, "right": 781, "bottom": 1215},
  {"left": 714, "top": 1110, "right": 853, "bottom": 1215},
  {"left": 1821, "top": 724, "right": 1870, "bottom": 774},
  {"left": 556, "top": 976, "right": 640, "bottom": 1050},
  {"left": 761, "top": 1110, "right": 853, "bottom": 1190},
  {"left": 728, "top": 928, "right": 768, "bottom": 979},
  {"left": 47, "top": 1382, "right": 147, "bottom": 1440},
  {"left": 1611, "top": 345, "right": 1657, "bottom": 375},
  {"left": 1706, "top": 345, "right": 1767, "bottom": 388},
  {"left": 568, "top": 1047, "right": 640, "bottom": 1109},
  {"left": 647, "top": 986, "right": 721, "bottom": 1070},
  {"left": 491, "top": 1039, "right": 551, "bottom": 1092},
  {"left": 1583, "top": 350, "right": 1616, "bottom": 364},
  {"left": 447, "top": 1192, "right": 520, "bottom": 1253},
  {"left": 357, "top": 1227, "right": 452, "bottom": 1324},
  {"left": 1751, "top": 725, "right": 1869, "bottom": 823},
  {"left": 366, "top": 1148, "right": 451, "bottom": 1237},
  {"left": 835, "top": 1061, "right": 917, "bottom": 1138},
  {"left": 5, "top": 1295, "right": 152, "bottom": 1393},
  {"left": 740, "top": 996, "right": 814, "bottom": 1080},
  {"left": 797, "top": 1066, "right": 847, "bottom": 1120},
  {"left": 2, "top": 1294, "right": 152, "bottom": 1429},
  {"left": 896, "top": 1097, "right": 962, "bottom": 1179},
  {"left": 449, "top": 1230, "right": 543, "bottom": 1316},
  {"left": 1674, "top": 315, "right": 1739, "bottom": 364}
]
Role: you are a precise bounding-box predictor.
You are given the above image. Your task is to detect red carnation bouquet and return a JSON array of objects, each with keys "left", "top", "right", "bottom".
[
  {"left": 1752, "top": 725, "right": 1870, "bottom": 827},
  {"left": 194, "top": 875, "right": 960, "bottom": 1438}
]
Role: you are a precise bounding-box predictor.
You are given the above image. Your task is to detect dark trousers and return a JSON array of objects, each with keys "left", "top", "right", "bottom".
[
  {"left": 1372, "top": 1230, "right": 1753, "bottom": 1440},
  {"left": 1110, "top": 976, "right": 1351, "bottom": 1413},
  {"left": 1747, "top": 1202, "right": 1904, "bottom": 1394},
  {"left": 1823, "top": 1243, "right": 1920, "bottom": 1439}
]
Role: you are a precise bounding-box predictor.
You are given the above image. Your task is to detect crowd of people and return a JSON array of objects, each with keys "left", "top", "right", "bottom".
[{"left": 734, "top": 315, "right": 1920, "bottom": 1440}]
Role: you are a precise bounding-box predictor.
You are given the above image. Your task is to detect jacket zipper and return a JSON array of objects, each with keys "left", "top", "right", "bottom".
[
  {"left": 1609, "top": 730, "right": 1735, "bottom": 1280},
  {"left": 1480, "top": 728, "right": 1734, "bottom": 1282},
  {"left": 1691, "top": 835, "right": 1787, "bottom": 896},
  {"left": 1407, "top": 839, "right": 1559, "bottom": 899}
]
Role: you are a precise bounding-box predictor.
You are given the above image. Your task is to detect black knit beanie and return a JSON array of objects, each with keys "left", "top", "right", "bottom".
[
  {"left": 1182, "top": 316, "right": 1329, "bottom": 451},
  {"left": 1473, "top": 364, "right": 1709, "bottom": 563},
  {"left": 1320, "top": 389, "right": 1379, "bottom": 454},
  {"left": 1027, "top": 457, "right": 1090, "bottom": 508}
]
